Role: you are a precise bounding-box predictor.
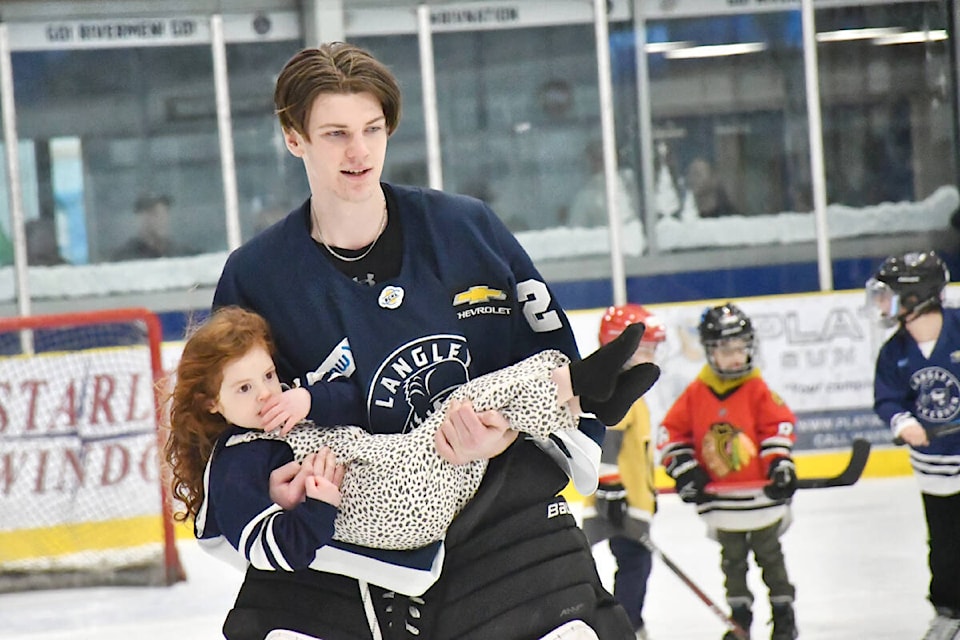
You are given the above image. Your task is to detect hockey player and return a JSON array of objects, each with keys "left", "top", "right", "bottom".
[
  {"left": 211, "top": 42, "right": 640, "bottom": 640},
  {"left": 867, "top": 250, "right": 960, "bottom": 640},
  {"left": 581, "top": 304, "right": 664, "bottom": 640},
  {"left": 659, "top": 302, "right": 798, "bottom": 640}
]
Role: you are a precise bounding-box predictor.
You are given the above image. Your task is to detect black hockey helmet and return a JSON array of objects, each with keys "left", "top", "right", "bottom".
[
  {"left": 698, "top": 302, "right": 756, "bottom": 378},
  {"left": 866, "top": 251, "right": 949, "bottom": 327}
]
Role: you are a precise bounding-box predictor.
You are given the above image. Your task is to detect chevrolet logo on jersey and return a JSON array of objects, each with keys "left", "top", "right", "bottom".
[
  {"left": 452, "top": 285, "right": 511, "bottom": 320},
  {"left": 453, "top": 286, "right": 507, "bottom": 306}
]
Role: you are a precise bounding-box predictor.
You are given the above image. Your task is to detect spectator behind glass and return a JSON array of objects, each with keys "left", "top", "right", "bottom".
[
  {"left": 26, "top": 217, "right": 66, "bottom": 266},
  {"left": 112, "top": 193, "right": 197, "bottom": 261},
  {"left": 686, "top": 157, "right": 738, "bottom": 218},
  {"left": 567, "top": 139, "right": 641, "bottom": 234}
]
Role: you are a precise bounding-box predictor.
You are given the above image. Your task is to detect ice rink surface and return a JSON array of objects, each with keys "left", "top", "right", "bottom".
[{"left": 1, "top": 475, "right": 934, "bottom": 640}]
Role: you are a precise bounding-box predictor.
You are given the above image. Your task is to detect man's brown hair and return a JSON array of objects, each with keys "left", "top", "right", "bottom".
[{"left": 274, "top": 42, "right": 402, "bottom": 140}]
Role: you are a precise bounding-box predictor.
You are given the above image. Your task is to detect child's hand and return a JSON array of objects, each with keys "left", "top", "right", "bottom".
[
  {"left": 260, "top": 387, "right": 311, "bottom": 435},
  {"left": 269, "top": 454, "right": 316, "bottom": 509},
  {"left": 898, "top": 421, "right": 930, "bottom": 447},
  {"left": 305, "top": 446, "right": 346, "bottom": 508}
]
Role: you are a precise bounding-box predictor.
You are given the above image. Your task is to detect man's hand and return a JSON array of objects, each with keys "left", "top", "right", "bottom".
[
  {"left": 269, "top": 453, "right": 314, "bottom": 509},
  {"left": 260, "top": 387, "right": 311, "bottom": 435},
  {"left": 269, "top": 449, "right": 346, "bottom": 510},
  {"left": 434, "top": 398, "right": 519, "bottom": 465}
]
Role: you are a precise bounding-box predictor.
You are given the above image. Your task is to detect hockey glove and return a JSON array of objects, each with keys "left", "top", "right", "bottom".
[
  {"left": 673, "top": 462, "right": 711, "bottom": 504},
  {"left": 595, "top": 481, "right": 628, "bottom": 527},
  {"left": 764, "top": 457, "right": 797, "bottom": 500}
]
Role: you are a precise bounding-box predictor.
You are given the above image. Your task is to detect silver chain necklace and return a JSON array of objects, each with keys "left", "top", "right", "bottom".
[{"left": 312, "top": 198, "right": 388, "bottom": 263}]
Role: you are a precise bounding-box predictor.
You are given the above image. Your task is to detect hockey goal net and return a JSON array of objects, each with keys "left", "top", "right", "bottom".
[{"left": 0, "top": 308, "right": 185, "bottom": 592}]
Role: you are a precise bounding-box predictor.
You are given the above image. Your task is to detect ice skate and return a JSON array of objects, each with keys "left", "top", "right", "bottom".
[
  {"left": 770, "top": 602, "right": 798, "bottom": 639},
  {"left": 722, "top": 604, "right": 752, "bottom": 640},
  {"left": 922, "top": 607, "right": 960, "bottom": 640}
]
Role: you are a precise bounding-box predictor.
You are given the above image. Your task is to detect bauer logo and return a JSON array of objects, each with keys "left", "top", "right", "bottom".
[
  {"left": 547, "top": 500, "right": 572, "bottom": 519},
  {"left": 368, "top": 335, "right": 471, "bottom": 433},
  {"left": 911, "top": 366, "right": 960, "bottom": 423}
]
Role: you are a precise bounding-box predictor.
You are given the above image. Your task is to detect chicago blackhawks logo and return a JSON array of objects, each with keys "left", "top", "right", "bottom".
[
  {"left": 702, "top": 422, "right": 757, "bottom": 478},
  {"left": 368, "top": 335, "right": 471, "bottom": 433}
]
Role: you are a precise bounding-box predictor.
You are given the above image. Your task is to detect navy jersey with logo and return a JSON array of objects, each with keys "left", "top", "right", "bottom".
[
  {"left": 874, "top": 307, "right": 960, "bottom": 496},
  {"left": 208, "top": 182, "right": 602, "bottom": 592}
]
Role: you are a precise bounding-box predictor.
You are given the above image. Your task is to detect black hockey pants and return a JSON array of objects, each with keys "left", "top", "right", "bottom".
[{"left": 922, "top": 491, "right": 960, "bottom": 613}]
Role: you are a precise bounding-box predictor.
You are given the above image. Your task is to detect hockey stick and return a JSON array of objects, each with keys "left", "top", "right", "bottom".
[
  {"left": 797, "top": 436, "right": 871, "bottom": 489},
  {"left": 638, "top": 535, "right": 749, "bottom": 640},
  {"left": 892, "top": 422, "right": 960, "bottom": 446},
  {"left": 671, "top": 437, "right": 872, "bottom": 494}
]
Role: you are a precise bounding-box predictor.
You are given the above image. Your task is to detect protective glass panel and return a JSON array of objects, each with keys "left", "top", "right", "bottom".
[
  {"left": 226, "top": 39, "right": 307, "bottom": 242},
  {"left": 13, "top": 44, "right": 226, "bottom": 264}
]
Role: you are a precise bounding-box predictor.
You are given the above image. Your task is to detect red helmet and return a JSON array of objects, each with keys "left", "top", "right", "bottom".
[{"left": 599, "top": 303, "right": 667, "bottom": 346}]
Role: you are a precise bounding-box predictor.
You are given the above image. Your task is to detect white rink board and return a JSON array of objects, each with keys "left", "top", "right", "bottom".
[{"left": 0, "top": 346, "right": 162, "bottom": 532}]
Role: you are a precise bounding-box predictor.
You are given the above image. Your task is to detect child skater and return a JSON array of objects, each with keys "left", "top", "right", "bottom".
[
  {"left": 867, "top": 250, "right": 960, "bottom": 640},
  {"left": 581, "top": 304, "right": 665, "bottom": 640},
  {"left": 164, "top": 305, "right": 660, "bottom": 558},
  {"left": 658, "top": 302, "right": 798, "bottom": 640}
]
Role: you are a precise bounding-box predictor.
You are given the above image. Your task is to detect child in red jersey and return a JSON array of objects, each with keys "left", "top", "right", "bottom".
[{"left": 658, "top": 302, "right": 798, "bottom": 640}]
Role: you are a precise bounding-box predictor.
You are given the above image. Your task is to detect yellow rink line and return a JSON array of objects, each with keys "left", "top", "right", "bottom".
[{"left": 0, "top": 515, "right": 166, "bottom": 563}]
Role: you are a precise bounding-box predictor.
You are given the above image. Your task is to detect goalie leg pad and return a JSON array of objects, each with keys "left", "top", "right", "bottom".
[{"left": 427, "top": 497, "right": 633, "bottom": 639}]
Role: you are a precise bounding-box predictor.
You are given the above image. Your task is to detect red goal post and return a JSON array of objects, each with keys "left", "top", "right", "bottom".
[{"left": 0, "top": 308, "right": 185, "bottom": 592}]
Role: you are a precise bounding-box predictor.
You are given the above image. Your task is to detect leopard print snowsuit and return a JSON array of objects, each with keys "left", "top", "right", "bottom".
[{"left": 227, "top": 349, "right": 577, "bottom": 550}]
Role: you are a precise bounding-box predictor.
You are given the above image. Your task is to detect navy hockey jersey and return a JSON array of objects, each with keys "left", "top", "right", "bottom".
[
  {"left": 874, "top": 307, "right": 960, "bottom": 496},
  {"left": 208, "top": 183, "right": 602, "bottom": 593}
]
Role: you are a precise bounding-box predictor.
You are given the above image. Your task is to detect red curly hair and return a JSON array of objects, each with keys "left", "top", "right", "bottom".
[{"left": 163, "top": 306, "right": 275, "bottom": 522}]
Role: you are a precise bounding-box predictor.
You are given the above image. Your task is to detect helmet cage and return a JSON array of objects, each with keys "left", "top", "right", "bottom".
[
  {"left": 868, "top": 251, "right": 948, "bottom": 326},
  {"left": 865, "top": 277, "right": 901, "bottom": 329},
  {"left": 702, "top": 335, "right": 757, "bottom": 379},
  {"left": 698, "top": 303, "right": 756, "bottom": 379}
]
